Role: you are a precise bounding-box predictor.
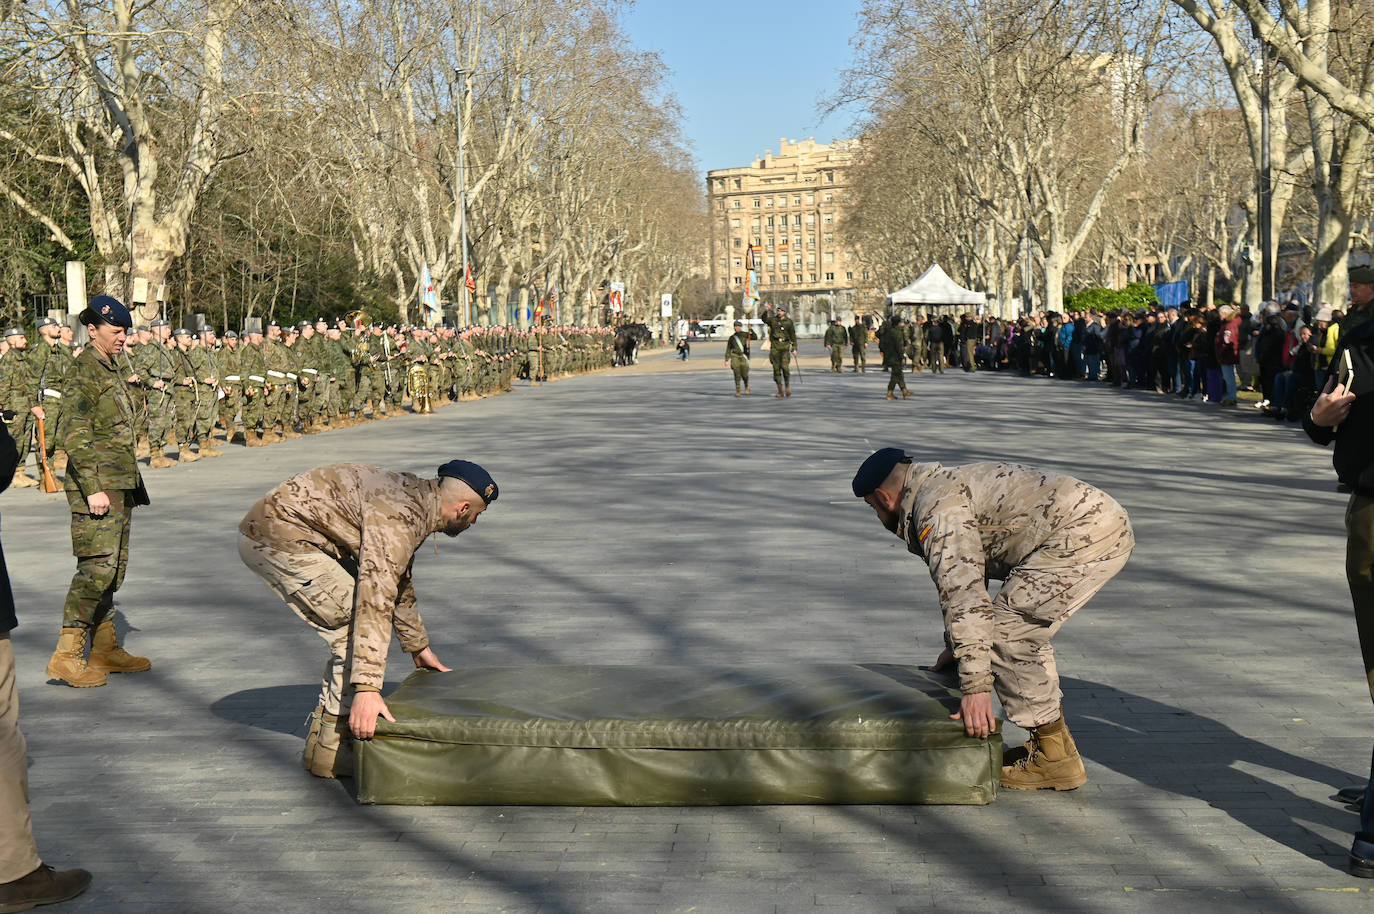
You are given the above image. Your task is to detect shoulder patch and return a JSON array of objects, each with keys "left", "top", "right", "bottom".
[{"left": 918, "top": 524, "right": 933, "bottom": 544}]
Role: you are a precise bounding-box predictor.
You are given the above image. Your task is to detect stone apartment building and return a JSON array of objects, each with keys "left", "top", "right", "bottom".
[{"left": 706, "top": 138, "right": 872, "bottom": 323}]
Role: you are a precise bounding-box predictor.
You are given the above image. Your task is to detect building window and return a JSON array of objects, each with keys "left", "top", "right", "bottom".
[
  {"left": 823, "top": 213, "right": 833, "bottom": 224},
  {"left": 734, "top": 178, "right": 741, "bottom": 189},
  {"left": 732, "top": 200, "right": 741, "bottom": 209},
  {"left": 751, "top": 219, "right": 760, "bottom": 230},
  {"left": 770, "top": 275, "right": 777, "bottom": 285},
  {"left": 826, "top": 172, "right": 835, "bottom": 183},
  {"left": 766, "top": 216, "right": 774, "bottom": 228},
  {"left": 753, "top": 198, "right": 761, "bottom": 207},
  {"left": 795, "top": 274, "right": 802, "bottom": 283},
  {"left": 809, "top": 273, "right": 817, "bottom": 282},
  {"left": 793, "top": 215, "right": 801, "bottom": 226},
  {"left": 824, "top": 193, "right": 834, "bottom": 202},
  {"left": 733, "top": 238, "right": 741, "bottom": 247},
  {"left": 793, "top": 196, "right": 801, "bottom": 205},
  {"left": 846, "top": 272, "right": 854, "bottom": 280},
  {"left": 825, "top": 272, "right": 835, "bottom": 281},
  {"left": 806, "top": 195, "right": 814, "bottom": 204},
  {"left": 718, "top": 202, "right": 726, "bottom": 211},
  {"left": 733, "top": 258, "right": 743, "bottom": 267},
  {"left": 862, "top": 270, "right": 871, "bottom": 281},
  {"left": 766, "top": 257, "right": 775, "bottom": 268},
  {"left": 794, "top": 236, "right": 802, "bottom": 248},
  {"left": 730, "top": 218, "right": 740, "bottom": 228},
  {"left": 734, "top": 277, "right": 742, "bottom": 284},
  {"left": 824, "top": 252, "right": 835, "bottom": 263},
  {"left": 807, "top": 254, "right": 816, "bottom": 264},
  {"left": 805, "top": 215, "right": 815, "bottom": 227},
  {"left": 824, "top": 233, "right": 834, "bottom": 243},
  {"left": 777, "top": 196, "right": 786, "bottom": 206}
]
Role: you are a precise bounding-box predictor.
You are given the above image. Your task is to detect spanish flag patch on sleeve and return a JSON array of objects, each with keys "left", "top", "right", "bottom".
[{"left": 918, "top": 523, "right": 933, "bottom": 544}]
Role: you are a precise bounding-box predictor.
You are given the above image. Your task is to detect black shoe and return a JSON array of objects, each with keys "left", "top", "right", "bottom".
[
  {"left": 1351, "top": 846, "right": 1374, "bottom": 878},
  {"left": 0, "top": 864, "right": 92, "bottom": 912},
  {"left": 1336, "top": 786, "right": 1367, "bottom": 806}
]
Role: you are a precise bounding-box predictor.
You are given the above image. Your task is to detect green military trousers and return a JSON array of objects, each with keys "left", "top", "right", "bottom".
[
  {"left": 769, "top": 346, "right": 791, "bottom": 387},
  {"left": 1344, "top": 494, "right": 1374, "bottom": 700},
  {"left": 62, "top": 491, "right": 134, "bottom": 629},
  {"left": 729, "top": 354, "right": 750, "bottom": 393}
]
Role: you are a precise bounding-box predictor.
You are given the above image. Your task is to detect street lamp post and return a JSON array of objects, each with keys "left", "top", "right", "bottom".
[{"left": 454, "top": 66, "right": 470, "bottom": 327}]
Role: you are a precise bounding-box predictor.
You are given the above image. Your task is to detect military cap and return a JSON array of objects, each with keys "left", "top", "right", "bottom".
[
  {"left": 852, "top": 447, "right": 910, "bottom": 499},
  {"left": 296, "top": 320, "right": 311, "bottom": 329},
  {"left": 1351, "top": 265, "right": 1374, "bottom": 285},
  {"left": 437, "top": 459, "right": 499, "bottom": 505},
  {"left": 3, "top": 328, "right": 24, "bottom": 339},
  {"left": 89, "top": 295, "right": 132, "bottom": 328},
  {"left": 150, "top": 319, "right": 170, "bottom": 329},
  {"left": 224, "top": 330, "right": 238, "bottom": 339},
  {"left": 202, "top": 326, "right": 215, "bottom": 335},
  {"left": 36, "top": 317, "right": 58, "bottom": 329},
  {"left": 268, "top": 320, "right": 281, "bottom": 328},
  {"left": 135, "top": 324, "right": 149, "bottom": 333},
  {"left": 733, "top": 320, "right": 743, "bottom": 327},
  {"left": 1283, "top": 302, "right": 1301, "bottom": 313},
  {"left": 172, "top": 327, "right": 191, "bottom": 337}
]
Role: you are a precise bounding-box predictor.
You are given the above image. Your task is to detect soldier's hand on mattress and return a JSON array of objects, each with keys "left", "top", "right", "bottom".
[
  {"left": 952, "top": 692, "right": 995, "bottom": 739},
  {"left": 349, "top": 690, "right": 395, "bottom": 739},
  {"left": 412, "top": 646, "right": 452, "bottom": 673}
]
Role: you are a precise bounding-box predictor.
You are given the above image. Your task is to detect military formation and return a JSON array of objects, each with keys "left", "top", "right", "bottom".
[{"left": 0, "top": 318, "right": 616, "bottom": 485}]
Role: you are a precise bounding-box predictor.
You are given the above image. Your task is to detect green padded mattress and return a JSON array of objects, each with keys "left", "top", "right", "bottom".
[{"left": 354, "top": 664, "right": 1001, "bottom": 806}]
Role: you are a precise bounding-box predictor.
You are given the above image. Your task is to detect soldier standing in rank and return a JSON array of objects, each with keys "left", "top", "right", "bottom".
[
  {"left": 239, "top": 459, "right": 498, "bottom": 777},
  {"left": 167, "top": 329, "right": 203, "bottom": 463},
  {"left": 46, "top": 297, "right": 152, "bottom": 688},
  {"left": 34, "top": 318, "right": 73, "bottom": 472},
  {"left": 218, "top": 330, "right": 243, "bottom": 442},
  {"left": 880, "top": 314, "right": 913, "bottom": 400},
  {"left": 723, "top": 320, "right": 758, "bottom": 397},
  {"left": 188, "top": 330, "right": 223, "bottom": 456},
  {"left": 0, "top": 329, "right": 39, "bottom": 488},
  {"left": 239, "top": 328, "right": 271, "bottom": 446},
  {"left": 760, "top": 303, "right": 798, "bottom": 398},
  {"left": 851, "top": 448, "right": 1134, "bottom": 790},
  {"left": 848, "top": 316, "right": 869, "bottom": 372},
  {"left": 136, "top": 320, "right": 179, "bottom": 468},
  {"left": 823, "top": 318, "right": 848, "bottom": 373}
]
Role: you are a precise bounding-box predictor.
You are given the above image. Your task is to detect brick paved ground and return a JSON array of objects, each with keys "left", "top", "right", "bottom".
[{"left": 4, "top": 342, "right": 1372, "bottom": 913}]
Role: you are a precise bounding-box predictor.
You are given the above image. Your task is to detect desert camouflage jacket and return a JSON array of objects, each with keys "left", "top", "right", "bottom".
[{"left": 239, "top": 464, "right": 445, "bottom": 691}]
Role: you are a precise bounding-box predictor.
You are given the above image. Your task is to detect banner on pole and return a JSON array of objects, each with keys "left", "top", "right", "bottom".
[{"left": 660, "top": 293, "right": 672, "bottom": 317}]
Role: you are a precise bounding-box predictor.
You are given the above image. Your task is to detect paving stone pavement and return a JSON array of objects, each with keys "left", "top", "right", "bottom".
[{"left": 4, "top": 342, "right": 1373, "bottom": 913}]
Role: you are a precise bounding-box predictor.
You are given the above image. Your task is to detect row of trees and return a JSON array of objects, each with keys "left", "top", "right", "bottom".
[
  {"left": 0, "top": 0, "right": 705, "bottom": 329},
  {"left": 837, "top": 0, "right": 1372, "bottom": 312}
]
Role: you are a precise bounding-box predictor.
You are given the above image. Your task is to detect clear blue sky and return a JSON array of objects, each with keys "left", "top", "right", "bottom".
[{"left": 620, "top": 0, "right": 867, "bottom": 174}]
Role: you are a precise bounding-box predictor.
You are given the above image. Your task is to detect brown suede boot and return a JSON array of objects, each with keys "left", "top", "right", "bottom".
[
  {"left": 196, "top": 441, "right": 223, "bottom": 458},
  {"left": 178, "top": 444, "right": 201, "bottom": 463},
  {"left": 10, "top": 468, "right": 38, "bottom": 489},
  {"left": 902, "top": 389, "right": 913, "bottom": 398},
  {"left": 1000, "top": 714, "right": 1087, "bottom": 790},
  {"left": 87, "top": 620, "right": 151, "bottom": 674},
  {"left": 282, "top": 426, "right": 301, "bottom": 439},
  {"left": 51, "top": 451, "right": 67, "bottom": 471},
  {"left": 148, "top": 451, "right": 176, "bottom": 469},
  {"left": 136, "top": 435, "right": 151, "bottom": 457},
  {"left": 245, "top": 430, "right": 263, "bottom": 447},
  {"left": 44, "top": 628, "right": 107, "bottom": 688},
  {"left": 303, "top": 705, "right": 354, "bottom": 778},
  {"left": 886, "top": 391, "right": 898, "bottom": 400},
  {"left": 0, "top": 864, "right": 92, "bottom": 911}
]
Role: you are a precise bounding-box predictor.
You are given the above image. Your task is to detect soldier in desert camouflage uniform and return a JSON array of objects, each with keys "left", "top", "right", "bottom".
[
  {"left": 238, "top": 460, "right": 499, "bottom": 777},
  {"left": 853, "top": 447, "right": 1133, "bottom": 792}
]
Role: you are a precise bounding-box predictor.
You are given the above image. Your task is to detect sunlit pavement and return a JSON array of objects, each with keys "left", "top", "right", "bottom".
[{"left": 5, "top": 342, "right": 1371, "bottom": 912}]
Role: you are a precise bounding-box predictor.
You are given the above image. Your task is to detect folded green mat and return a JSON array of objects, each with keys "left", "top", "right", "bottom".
[{"left": 355, "top": 664, "right": 1001, "bottom": 806}]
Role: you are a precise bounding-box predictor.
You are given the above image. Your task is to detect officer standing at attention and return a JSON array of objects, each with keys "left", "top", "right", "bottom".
[
  {"left": 852, "top": 447, "right": 1134, "bottom": 791},
  {"left": 46, "top": 297, "right": 152, "bottom": 689},
  {"left": 760, "top": 303, "right": 797, "bottom": 398},
  {"left": 238, "top": 460, "right": 498, "bottom": 777},
  {"left": 848, "top": 315, "right": 869, "bottom": 372},
  {"left": 823, "top": 318, "right": 848, "bottom": 373},
  {"left": 880, "top": 314, "right": 913, "bottom": 400},
  {"left": 1302, "top": 263, "right": 1374, "bottom": 878},
  {"left": 723, "top": 320, "right": 757, "bottom": 397}
]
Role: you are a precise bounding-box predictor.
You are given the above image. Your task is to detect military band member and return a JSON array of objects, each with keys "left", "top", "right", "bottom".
[
  {"left": 238, "top": 459, "right": 498, "bottom": 777},
  {"left": 852, "top": 448, "right": 1134, "bottom": 791},
  {"left": 46, "top": 297, "right": 151, "bottom": 689}
]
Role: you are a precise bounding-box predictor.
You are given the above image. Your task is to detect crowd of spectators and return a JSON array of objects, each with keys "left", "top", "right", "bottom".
[{"left": 883, "top": 300, "right": 1347, "bottom": 421}]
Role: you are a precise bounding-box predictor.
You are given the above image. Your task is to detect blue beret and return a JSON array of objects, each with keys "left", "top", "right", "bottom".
[
  {"left": 89, "top": 295, "right": 132, "bottom": 328},
  {"left": 852, "top": 447, "right": 909, "bottom": 498},
  {"left": 437, "top": 460, "right": 499, "bottom": 505}
]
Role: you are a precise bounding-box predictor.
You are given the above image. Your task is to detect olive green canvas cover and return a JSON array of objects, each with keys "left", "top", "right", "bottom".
[{"left": 355, "top": 664, "right": 1001, "bottom": 806}]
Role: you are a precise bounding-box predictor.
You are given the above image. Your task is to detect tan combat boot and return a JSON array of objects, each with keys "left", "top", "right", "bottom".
[
  {"left": 902, "top": 390, "right": 913, "bottom": 398},
  {"left": 886, "top": 391, "right": 898, "bottom": 400},
  {"left": 10, "top": 468, "right": 38, "bottom": 489},
  {"left": 282, "top": 426, "right": 301, "bottom": 439},
  {"left": 303, "top": 705, "right": 354, "bottom": 778},
  {"left": 51, "top": 451, "right": 67, "bottom": 471},
  {"left": 87, "top": 620, "right": 151, "bottom": 674},
  {"left": 1000, "top": 714, "right": 1087, "bottom": 791},
  {"left": 178, "top": 444, "right": 200, "bottom": 462},
  {"left": 244, "top": 429, "right": 263, "bottom": 447},
  {"left": 136, "top": 436, "right": 151, "bottom": 458},
  {"left": 784, "top": 384, "right": 792, "bottom": 397},
  {"left": 45, "top": 628, "right": 107, "bottom": 688},
  {"left": 196, "top": 440, "right": 223, "bottom": 458},
  {"left": 148, "top": 450, "right": 176, "bottom": 469},
  {"left": 775, "top": 382, "right": 785, "bottom": 398}
]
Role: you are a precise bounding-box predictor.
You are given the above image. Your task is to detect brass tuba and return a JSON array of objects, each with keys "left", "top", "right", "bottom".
[{"left": 407, "top": 360, "right": 432, "bottom": 413}]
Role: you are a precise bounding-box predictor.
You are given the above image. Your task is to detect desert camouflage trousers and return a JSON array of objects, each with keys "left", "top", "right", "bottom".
[
  {"left": 238, "top": 536, "right": 357, "bottom": 717},
  {"left": 986, "top": 504, "right": 1134, "bottom": 728}
]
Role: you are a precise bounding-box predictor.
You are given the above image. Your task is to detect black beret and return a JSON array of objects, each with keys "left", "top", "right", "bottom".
[
  {"left": 852, "top": 447, "right": 909, "bottom": 498},
  {"left": 89, "top": 296, "right": 132, "bottom": 328},
  {"left": 437, "top": 459, "right": 499, "bottom": 505}
]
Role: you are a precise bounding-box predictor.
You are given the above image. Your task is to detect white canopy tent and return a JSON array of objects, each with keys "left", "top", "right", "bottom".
[{"left": 886, "top": 264, "right": 986, "bottom": 309}]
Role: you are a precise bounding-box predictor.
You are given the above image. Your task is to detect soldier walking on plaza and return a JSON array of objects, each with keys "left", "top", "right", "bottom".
[
  {"left": 879, "top": 315, "right": 913, "bottom": 400},
  {"left": 852, "top": 448, "right": 1134, "bottom": 790},
  {"left": 848, "top": 316, "right": 868, "bottom": 372},
  {"left": 723, "top": 320, "right": 757, "bottom": 396},
  {"left": 824, "top": 318, "right": 848, "bottom": 373},
  {"left": 761, "top": 303, "right": 797, "bottom": 397},
  {"left": 47, "top": 297, "right": 152, "bottom": 689},
  {"left": 239, "top": 460, "right": 499, "bottom": 777}
]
